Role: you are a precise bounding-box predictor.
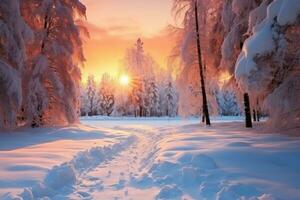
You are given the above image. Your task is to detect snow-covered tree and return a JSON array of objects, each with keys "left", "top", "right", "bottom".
[
  {"left": 171, "top": 0, "right": 300, "bottom": 130},
  {"left": 217, "top": 88, "right": 241, "bottom": 116},
  {"left": 128, "top": 78, "right": 145, "bottom": 117},
  {"left": 98, "top": 73, "right": 115, "bottom": 116},
  {"left": 145, "top": 78, "right": 160, "bottom": 116},
  {"left": 171, "top": 0, "right": 223, "bottom": 117},
  {"left": 235, "top": 0, "right": 300, "bottom": 129},
  {"left": 0, "top": 0, "right": 32, "bottom": 129},
  {"left": 220, "top": 0, "right": 261, "bottom": 74},
  {"left": 162, "top": 79, "right": 178, "bottom": 117},
  {"left": 86, "top": 75, "right": 98, "bottom": 116},
  {"left": 80, "top": 84, "right": 89, "bottom": 116},
  {"left": 22, "top": 0, "right": 86, "bottom": 127},
  {"left": 176, "top": 66, "right": 219, "bottom": 117},
  {"left": 114, "top": 91, "right": 129, "bottom": 116},
  {"left": 124, "top": 38, "right": 159, "bottom": 117}
]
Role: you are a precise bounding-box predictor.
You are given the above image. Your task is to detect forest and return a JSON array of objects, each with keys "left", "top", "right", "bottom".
[
  {"left": 1, "top": 0, "right": 299, "bottom": 131},
  {"left": 0, "top": 0, "right": 300, "bottom": 199}
]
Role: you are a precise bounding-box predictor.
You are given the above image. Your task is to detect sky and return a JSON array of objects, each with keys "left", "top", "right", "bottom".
[{"left": 81, "top": 0, "right": 177, "bottom": 82}]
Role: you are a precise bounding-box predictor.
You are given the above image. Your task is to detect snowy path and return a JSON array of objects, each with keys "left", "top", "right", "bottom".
[
  {"left": 71, "top": 126, "right": 168, "bottom": 200},
  {"left": 1, "top": 117, "right": 300, "bottom": 200}
]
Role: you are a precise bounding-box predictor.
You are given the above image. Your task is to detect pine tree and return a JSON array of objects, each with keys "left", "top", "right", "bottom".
[
  {"left": 145, "top": 78, "right": 160, "bottom": 116},
  {"left": 217, "top": 89, "right": 241, "bottom": 116},
  {"left": 129, "top": 78, "right": 144, "bottom": 117},
  {"left": 86, "top": 75, "right": 98, "bottom": 116},
  {"left": 80, "top": 84, "right": 88, "bottom": 116},
  {"left": 0, "top": 0, "right": 32, "bottom": 129},
  {"left": 22, "top": 0, "right": 86, "bottom": 127},
  {"left": 98, "top": 73, "right": 115, "bottom": 116},
  {"left": 114, "top": 92, "right": 128, "bottom": 116},
  {"left": 163, "top": 80, "right": 178, "bottom": 117},
  {"left": 125, "top": 38, "right": 155, "bottom": 117}
]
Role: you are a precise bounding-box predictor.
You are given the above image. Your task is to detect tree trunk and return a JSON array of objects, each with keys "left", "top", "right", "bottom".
[
  {"left": 244, "top": 93, "right": 252, "bottom": 128},
  {"left": 139, "top": 106, "right": 143, "bottom": 117},
  {"left": 256, "top": 100, "right": 260, "bottom": 122},
  {"left": 253, "top": 109, "right": 257, "bottom": 122},
  {"left": 257, "top": 110, "right": 260, "bottom": 122},
  {"left": 194, "top": 1, "right": 211, "bottom": 125}
]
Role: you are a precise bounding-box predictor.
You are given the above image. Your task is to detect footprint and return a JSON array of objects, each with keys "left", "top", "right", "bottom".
[
  {"left": 88, "top": 176, "right": 99, "bottom": 181},
  {"left": 124, "top": 190, "right": 129, "bottom": 196},
  {"left": 78, "top": 191, "right": 91, "bottom": 198},
  {"left": 107, "top": 170, "right": 112, "bottom": 177},
  {"left": 113, "top": 179, "right": 126, "bottom": 190}
]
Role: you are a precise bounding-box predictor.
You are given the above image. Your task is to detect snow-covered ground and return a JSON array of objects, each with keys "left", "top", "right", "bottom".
[{"left": 1, "top": 117, "right": 300, "bottom": 200}]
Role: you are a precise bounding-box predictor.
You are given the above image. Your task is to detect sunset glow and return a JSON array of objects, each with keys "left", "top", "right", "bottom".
[
  {"left": 219, "top": 71, "right": 233, "bottom": 87},
  {"left": 1, "top": 1, "right": 300, "bottom": 198},
  {"left": 80, "top": 0, "right": 176, "bottom": 82},
  {"left": 119, "top": 74, "right": 131, "bottom": 86}
]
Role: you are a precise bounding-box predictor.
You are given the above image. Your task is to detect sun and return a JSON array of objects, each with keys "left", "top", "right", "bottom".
[{"left": 119, "top": 74, "right": 130, "bottom": 86}]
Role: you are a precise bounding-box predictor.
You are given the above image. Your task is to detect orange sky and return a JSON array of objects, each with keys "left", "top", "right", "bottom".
[{"left": 80, "top": 0, "right": 177, "bottom": 82}]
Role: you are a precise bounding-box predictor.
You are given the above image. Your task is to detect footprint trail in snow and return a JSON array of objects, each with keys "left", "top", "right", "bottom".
[{"left": 72, "top": 127, "right": 165, "bottom": 200}]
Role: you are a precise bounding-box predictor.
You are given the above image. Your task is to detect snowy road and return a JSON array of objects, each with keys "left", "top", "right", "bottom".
[
  {"left": 71, "top": 126, "right": 165, "bottom": 200},
  {"left": 1, "top": 117, "right": 300, "bottom": 200}
]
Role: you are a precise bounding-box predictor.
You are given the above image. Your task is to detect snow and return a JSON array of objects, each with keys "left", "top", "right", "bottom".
[
  {"left": 1, "top": 117, "right": 300, "bottom": 200},
  {"left": 235, "top": 20, "right": 274, "bottom": 81},
  {"left": 144, "top": 123, "right": 300, "bottom": 199},
  {"left": 247, "top": 0, "right": 269, "bottom": 34},
  {"left": 235, "top": 0, "right": 300, "bottom": 93},
  {"left": 275, "top": 0, "right": 300, "bottom": 26},
  {"left": 261, "top": 0, "right": 300, "bottom": 34},
  {"left": 0, "top": 60, "right": 22, "bottom": 129},
  {"left": 0, "top": 124, "right": 131, "bottom": 198}
]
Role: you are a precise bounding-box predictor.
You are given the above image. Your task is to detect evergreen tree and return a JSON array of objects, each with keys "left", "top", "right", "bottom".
[
  {"left": 163, "top": 80, "right": 178, "bottom": 117},
  {"left": 22, "top": 0, "right": 86, "bottom": 127},
  {"left": 124, "top": 38, "right": 152, "bottom": 117},
  {"left": 80, "top": 85, "right": 88, "bottom": 116},
  {"left": 0, "top": 0, "right": 87, "bottom": 129},
  {"left": 128, "top": 78, "right": 145, "bottom": 117},
  {"left": 86, "top": 75, "right": 98, "bottom": 116},
  {"left": 217, "top": 89, "right": 241, "bottom": 116},
  {"left": 0, "top": 0, "right": 32, "bottom": 129},
  {"left": 98, "top": 73, "right": 115, "bottom": 116},
  {"left": 145, "top": 78, "right": 160, "bottom": 116}
]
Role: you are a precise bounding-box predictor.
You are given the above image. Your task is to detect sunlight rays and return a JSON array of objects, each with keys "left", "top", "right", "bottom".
[{"left": 119, "top": 74, "right": 131, "bottom": 86}]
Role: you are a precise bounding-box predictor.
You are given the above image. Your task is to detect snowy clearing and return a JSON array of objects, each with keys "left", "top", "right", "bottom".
[{"left": 1, "top": 117, "right": 300, "bottom": 200}]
